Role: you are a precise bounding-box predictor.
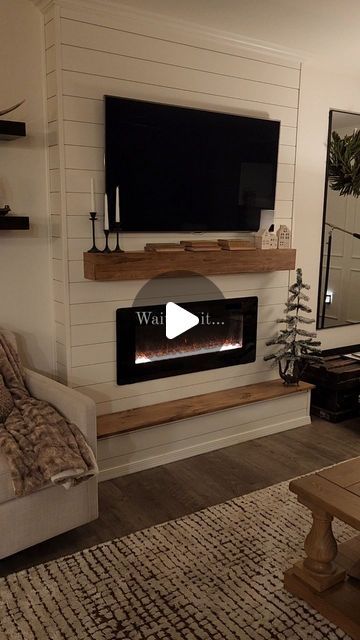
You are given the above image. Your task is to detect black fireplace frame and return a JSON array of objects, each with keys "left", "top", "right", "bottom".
[{"left": 116, "top": 296, "right": 258, "bottom": 385}]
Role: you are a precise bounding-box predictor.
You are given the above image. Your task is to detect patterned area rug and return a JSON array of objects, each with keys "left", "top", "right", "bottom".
[{"left": 0, "top": 481, "right": 355, "bottom": 640}]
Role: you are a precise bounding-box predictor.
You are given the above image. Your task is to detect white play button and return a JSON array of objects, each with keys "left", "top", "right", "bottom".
[{"left": 166, "top": 302, "right": 199, "bottom": 339}]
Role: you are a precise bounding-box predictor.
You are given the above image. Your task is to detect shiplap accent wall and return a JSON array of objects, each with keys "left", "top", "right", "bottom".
[
  {"left": 42, "top": 3, "right": 301, "bottom": 419},
  {"left": 44, "top": 3, "right": 69, "bottom": 383}
]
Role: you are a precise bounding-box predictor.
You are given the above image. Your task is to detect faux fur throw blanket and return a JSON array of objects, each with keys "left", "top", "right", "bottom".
[{"left": 0, "top": 334, "right": 98, "bottom": 497}]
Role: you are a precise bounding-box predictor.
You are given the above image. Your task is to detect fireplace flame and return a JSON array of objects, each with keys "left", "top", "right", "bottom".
[{"left": 135, "top": 339, "right": 242, "bottom": 364}]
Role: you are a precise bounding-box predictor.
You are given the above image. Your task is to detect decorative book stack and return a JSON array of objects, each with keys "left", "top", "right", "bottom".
[
  {"left": 218, "top": 239, "right": 255, "bottom": 251},
  {"left": 180, "top": 240, "right": 221, "bottom": 251},
  {"left": 145, "top": 243, "right": 185, "bottom": 252}
]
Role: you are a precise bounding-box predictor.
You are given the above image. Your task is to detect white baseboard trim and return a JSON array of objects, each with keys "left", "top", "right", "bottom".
[{"left": 98, "top": 412, "right": 311, "bottom": 482}]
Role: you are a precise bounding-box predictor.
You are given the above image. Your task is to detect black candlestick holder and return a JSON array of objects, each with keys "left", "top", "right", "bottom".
[
  {"left": 102, "top": 229, "right": 112, "bottom": 253},
  {"left": 87, "top": 211, "right": 101, "bottom": 253},
  {"left": 114, "top": 228, "right": 124, "bottom": 252}
]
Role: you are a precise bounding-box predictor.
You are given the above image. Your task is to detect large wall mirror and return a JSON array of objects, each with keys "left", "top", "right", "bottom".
[{"left": 317, "top": 110, "right": 360, "bottom": 329}]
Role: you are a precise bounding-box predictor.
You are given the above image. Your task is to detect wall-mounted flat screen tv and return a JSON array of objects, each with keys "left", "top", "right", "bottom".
[{"left": 105, "top": 95, "right": 280, "bottom": 232}]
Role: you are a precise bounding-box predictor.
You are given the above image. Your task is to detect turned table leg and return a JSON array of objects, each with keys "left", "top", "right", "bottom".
[
  {"left": 293, "top": 503, "right": 346, "bottom": 592},
  {"left": 304, "top": 509, "right": 339, "bottom": 575}
]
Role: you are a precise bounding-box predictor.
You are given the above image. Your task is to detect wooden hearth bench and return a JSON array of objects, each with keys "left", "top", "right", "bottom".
[
  {"left": 97, "top": 379, "right": 312, "bottom": 439},
  {"left": 285, "top": 457, "right": 360, "bottom": 639}
]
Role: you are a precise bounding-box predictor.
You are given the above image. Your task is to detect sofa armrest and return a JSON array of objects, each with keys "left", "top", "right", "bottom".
[{"left": 24, "top": 368, "right": 97, "bottom": 455}]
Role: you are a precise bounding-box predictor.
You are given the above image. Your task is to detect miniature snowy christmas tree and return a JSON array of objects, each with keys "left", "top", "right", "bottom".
[{"left": 264, "top": 268, "right": 323, "bottom": 384}]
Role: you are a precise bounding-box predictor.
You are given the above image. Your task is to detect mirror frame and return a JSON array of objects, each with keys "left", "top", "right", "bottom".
[{"left": 316, "top": 109, "right": 360, "bottom": 330}]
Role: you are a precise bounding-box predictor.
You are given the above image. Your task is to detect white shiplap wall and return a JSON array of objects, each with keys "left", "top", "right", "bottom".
[
  {"left": 43, "top": 3, "right": 301, "bottom": 421},
  {"left": 45, "top": 3, "right": 69, "bottom": 383}
]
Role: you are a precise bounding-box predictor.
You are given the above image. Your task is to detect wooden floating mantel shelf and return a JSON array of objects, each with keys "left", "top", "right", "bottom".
[
  {"left": 0, "top": 120, "right": 26, "bottom": 141},
  {"left": 97, "top": 380, "right": 313, "bottom": 439},
  {"left": 84, "top": 248, "right": 296, "bottom": 281},
  {"left": 0, "top": 216, "right": 30, "bottom": 230}
]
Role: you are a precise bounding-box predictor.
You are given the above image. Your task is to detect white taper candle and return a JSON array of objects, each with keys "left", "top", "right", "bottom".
[
  {"left": 104, "top": 193, "right": 109, "bottom": 230},
  {"left": 90, "top": 178, "right": 95, "bottom": 211},
  {"left": 115, "top": 186, "right": 120, "bottom": 223}
]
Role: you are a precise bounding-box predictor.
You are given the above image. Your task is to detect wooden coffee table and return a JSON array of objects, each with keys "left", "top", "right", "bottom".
[{"left": 284, "top": 457, "right": 360, "bottom": 639}]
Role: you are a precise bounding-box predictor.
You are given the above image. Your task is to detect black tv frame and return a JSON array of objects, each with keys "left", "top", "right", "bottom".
[{"left": 105, "top": 95, "right": 280, "bottom": 234}]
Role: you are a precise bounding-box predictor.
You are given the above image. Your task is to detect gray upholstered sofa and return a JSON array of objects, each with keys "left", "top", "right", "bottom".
[{"left": 0, "top": 330, "right": 98, "bottom": 559}]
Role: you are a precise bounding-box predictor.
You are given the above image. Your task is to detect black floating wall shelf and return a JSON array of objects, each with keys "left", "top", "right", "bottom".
[
  {"left": 0, "top": 120, "right": 26, "bottom": 140},
  {"left": 0, "top": 216, "right": 30, "bottom": 230}
]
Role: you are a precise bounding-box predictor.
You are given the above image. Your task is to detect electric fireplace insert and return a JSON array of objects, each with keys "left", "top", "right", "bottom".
[{"left": 116, "top": 297, "right": 258, "bottom": 385}]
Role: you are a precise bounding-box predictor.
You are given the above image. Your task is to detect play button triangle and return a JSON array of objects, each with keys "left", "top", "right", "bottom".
[{"left": 166, "top": 302, "right": 199, "bottom": 340}]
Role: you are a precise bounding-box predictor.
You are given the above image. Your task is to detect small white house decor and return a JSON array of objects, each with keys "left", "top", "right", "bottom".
[
  {"left": 255, "top": 228, "right": 277, "bottom": 249},
  {"left": 277, "top": 225, "right": 291, "bottom": 249}
]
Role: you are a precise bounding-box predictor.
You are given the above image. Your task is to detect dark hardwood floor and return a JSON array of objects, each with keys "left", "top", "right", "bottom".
[{"left": 1, "top": 415, "right": 359, "bottom": 577}]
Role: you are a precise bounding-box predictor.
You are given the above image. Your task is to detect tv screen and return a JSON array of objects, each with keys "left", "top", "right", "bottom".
[{"left": 105, "top": 96, "right": 280, "bottom": 232}]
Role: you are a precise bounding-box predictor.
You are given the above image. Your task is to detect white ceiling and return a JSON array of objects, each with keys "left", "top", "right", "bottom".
[{"left": 116, "top": 0, "right": 360, "bottom": 73}]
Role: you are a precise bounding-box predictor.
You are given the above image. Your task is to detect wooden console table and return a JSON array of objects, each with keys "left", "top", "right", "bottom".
[{"left": 285, "top": 458, "right": 360, "bottom": 639}]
